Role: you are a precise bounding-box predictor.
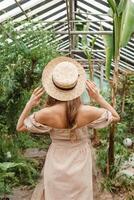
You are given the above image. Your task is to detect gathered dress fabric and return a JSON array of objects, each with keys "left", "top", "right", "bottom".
[{"left": 24, "top": 110, "right": 112, "bottom": 200}]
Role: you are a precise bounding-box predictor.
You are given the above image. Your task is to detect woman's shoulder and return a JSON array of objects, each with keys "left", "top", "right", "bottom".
[
  {"left": 34, "top": 106, "right": 55, "bottom": 122},
  {"left": 79, "top": 105, "right": 105, "bottom": 115},
  {"left": 76, "top": 105, "right": 106, "bottom": 127},
  {"left": 38, "top": 103, "right": 65, "bottom": 116},
  {"left": 34, "top": 104, "right": 66, "bottom": 128}
]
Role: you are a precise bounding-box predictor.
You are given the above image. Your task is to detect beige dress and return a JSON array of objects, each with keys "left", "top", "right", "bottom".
[{"left": 24, "top": 109, "right": 112, "bottom": 200}]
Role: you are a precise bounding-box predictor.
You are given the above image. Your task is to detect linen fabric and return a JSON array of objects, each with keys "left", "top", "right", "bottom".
[{"left": 24, "top": 109, "right": 112, "bottom": 200}]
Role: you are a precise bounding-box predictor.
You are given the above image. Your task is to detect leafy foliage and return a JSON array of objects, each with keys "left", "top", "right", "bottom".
[
  {"left": 116, "top": 74, "right": 134, "bottom": 134},
  {"left": 96, "top": 77, "right": 134, "bottom": 193},
  {"left": 104, "top": 0, "right": 134, "bottom": 78},
  {"left": 0, "top": 19, "right": 59, "bottom": 196},
  {"left": 0, "top": 160, "right": 39, "bottom": 195},
  {"left": 0, "top": 20, "right": 59, "bottom": 132},
  {"left": 101, "top": 27, "right": 113, "bottom": 79}
]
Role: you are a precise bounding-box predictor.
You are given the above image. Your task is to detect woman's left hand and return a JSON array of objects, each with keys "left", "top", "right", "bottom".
[{"left": 27, "top": 87, "right": 45, "bottom": 107}]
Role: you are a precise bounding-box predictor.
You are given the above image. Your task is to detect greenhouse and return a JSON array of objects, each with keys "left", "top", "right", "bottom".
[{"left": 0, "top": 0, "right": 134, "bottom": 199}]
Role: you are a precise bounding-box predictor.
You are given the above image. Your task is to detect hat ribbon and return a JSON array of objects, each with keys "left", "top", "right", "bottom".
[{"left": 52, "top": 77, "right": 78, "bottom": 91}]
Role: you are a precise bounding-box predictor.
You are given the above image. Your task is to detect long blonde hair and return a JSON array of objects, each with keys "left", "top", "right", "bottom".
[{"left": 45, "top": 95, "right": 81, "bottom": 141}]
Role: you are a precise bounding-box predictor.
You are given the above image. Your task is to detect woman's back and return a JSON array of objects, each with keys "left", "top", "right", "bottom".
[{"left": 34, "top": 103, "right": 107, "bottom": 130}]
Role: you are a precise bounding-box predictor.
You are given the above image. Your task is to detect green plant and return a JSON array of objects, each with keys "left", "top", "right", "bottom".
[
  {"left": 103, "top": 0, "right": 134, "bottom": 174},
  {"left": 97, "top": 124, "right": 133, "bottom": 194},
  {"left": 0, "top": 19, "right": 60, "bottom": 196},
  {"left": 0, "top": 156, "right": 39, "bottom": 194},
  {"left": 0, "top": 19, "right": 59, "bottom": 133},
  {"left": 101, "top": 177, "right": 116, "bottom": 193},
  {"left": 0, "top": 161, "right": 35, "bottom": 197},
  {"left": 0, "top": 130, "right": 19, "bottom": 163},
  {"left": 15, "top": 133, "right": 51, "bottom": 150},
  {"left": 115, "top": 123, "right": 127, "bottom": 143},
  {"left": 81, "top": 23, "right": 97, "bottom": 81},
  {"left": 101, "top": 27, "right": 113, "bottom": 79},
  {"left": 100, "top": 172, "right": 134, "bottom": 193}
]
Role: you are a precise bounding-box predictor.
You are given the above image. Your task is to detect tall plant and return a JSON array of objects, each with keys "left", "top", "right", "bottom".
[
  {"left": 81, "top": 22, "right": 97, "bottom": 81},
  {"left": 103, "top": 0, "right": 134, "bottom": 175},
  {"left": 0, "top": 20, "right": 59, "bottom": 133}
]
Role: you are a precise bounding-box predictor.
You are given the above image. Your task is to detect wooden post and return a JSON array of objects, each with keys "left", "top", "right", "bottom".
[
  {"left": 69, "top": 0, "right": 76, "bottom": 58},
  {"left": 65, "top": 0, "right": 77, "bottom": 57},
  {"left": 65, "top": 0, "right": 71, "bottom": 56}
]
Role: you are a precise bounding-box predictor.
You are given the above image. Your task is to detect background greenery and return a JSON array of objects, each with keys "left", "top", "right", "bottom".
[
  {"left": 96, "top": 74, "right": 134, "bottom": 195},
  {"left": 0, "top": 20, "right": 59, "bottom": 196}
]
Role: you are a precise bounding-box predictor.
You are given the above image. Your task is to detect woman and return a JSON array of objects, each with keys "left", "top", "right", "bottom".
[{"left": 17, "top": 56, "right": 120, "bottom": 200}]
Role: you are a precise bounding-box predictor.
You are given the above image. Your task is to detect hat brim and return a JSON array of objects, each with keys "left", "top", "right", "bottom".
[{"left": 42, "top": 56, "right": 86, "bottom": 101}]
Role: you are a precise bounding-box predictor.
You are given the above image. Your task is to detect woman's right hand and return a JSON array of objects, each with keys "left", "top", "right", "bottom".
[
  {"left": 86, "top": 80, "right": 120, "bottom": 122},
  {"left": 86, "top": 80, "right": 101, "bottom": 101},
  {"left": 27, "top": 87, "right": 45, "bottom": 108}
]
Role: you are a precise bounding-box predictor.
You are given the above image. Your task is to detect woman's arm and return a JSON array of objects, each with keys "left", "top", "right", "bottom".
[
  {"left": 16, "top": 102, "right": 33, "bottom": 132},
  {"left": 16, "top": 87, "right": 45, "bottom": 132},
  {"left": 86, "top": 80, "right": 120, "bottom": 122}
]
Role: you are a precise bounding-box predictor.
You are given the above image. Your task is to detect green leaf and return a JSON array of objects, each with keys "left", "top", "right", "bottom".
[
  {"left": 107, "top": 0, "right": 117, "bottom": 13},
  {"left": 91, "top": 37, "right": 97, "bottom": 48},
  {"left": 117, "top": 0, "right": 126, "bottom": 15},
  {"left": 113, "top": 13, "right": 121, "bottom": 58},
  {"left": 0, "top": 172, "right": 15, "bottom": 179},
  {"left": 102, "top": 30, "right": 114, "bottom": 79},
  {"left": 82, "top": 22, "right": 92, "bottom": 60},
  {"left": 0, "top": 162, "right": 26, "bottom": 172},
  {"left": 115, "top": 0, "right": 120, "bottom": 5},
  {"left": 76, "top": 22, "right": 84, "bottom": 31},
  {"left": 82, "top": 22, "right": 90, "bottom": 47},
  {"left": 120, "top": 0, "right": 134, "bottom": 47}
]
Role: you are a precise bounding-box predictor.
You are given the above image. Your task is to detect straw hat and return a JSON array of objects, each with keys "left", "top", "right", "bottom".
[{"left": 42, "top": 56, "right": 86, "bottom": 101}]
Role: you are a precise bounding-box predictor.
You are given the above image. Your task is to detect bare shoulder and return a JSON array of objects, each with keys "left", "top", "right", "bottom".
[
  {"left": 34, "top": 107, "right": 54, "bottom": 124},
  {"left": 77, "top": 105, "right": 106, "bottom": 126},
  {"left": 33, "top": 104, "right": 107, "bottom": 128},
  {"left": 34, "top": 104, "right": 66, "bottom": 127},
  {"left": 79, "top": 105, "right": 105, "bottom": 115}
]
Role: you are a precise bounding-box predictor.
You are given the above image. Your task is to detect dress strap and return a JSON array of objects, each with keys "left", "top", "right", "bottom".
[
  {"left": 87, "top": 110, "right": 113, "bottom": 129},
  {"left": 24, "top": 112, "right": 52, "bottom": 133}
]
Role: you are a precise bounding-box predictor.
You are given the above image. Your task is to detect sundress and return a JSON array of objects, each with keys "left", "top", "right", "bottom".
[{"left": 24, "top": 109, "right": 112, "bottom": 200}]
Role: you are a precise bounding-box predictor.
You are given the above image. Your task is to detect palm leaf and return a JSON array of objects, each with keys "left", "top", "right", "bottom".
[{"left": 120, "top": 0, "right": 134, "bottom": 47}]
